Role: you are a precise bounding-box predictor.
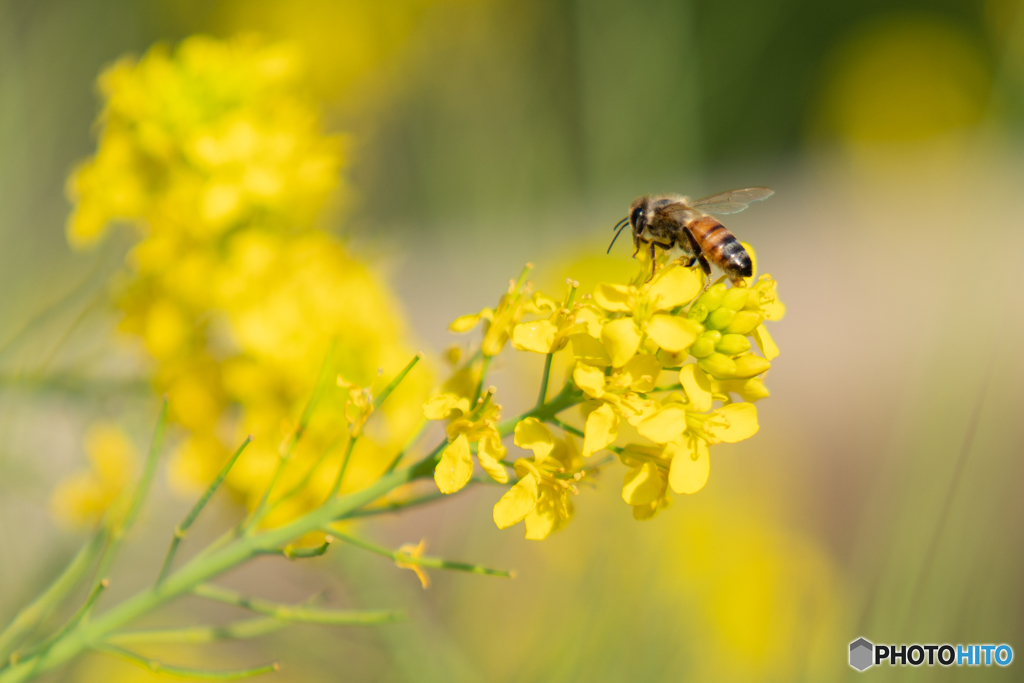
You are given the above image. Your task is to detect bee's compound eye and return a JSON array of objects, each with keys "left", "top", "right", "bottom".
[{"left": 631, "top": 207, "right": 643, "bottom": 225}]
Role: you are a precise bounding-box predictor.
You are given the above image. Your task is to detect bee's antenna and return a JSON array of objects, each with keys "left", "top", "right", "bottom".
[
  {"left": 607, "top": 221, "right": 629, "bottom": 254},
  {"left": 612, "top": 217, "right": 628, "bottom": 231}
]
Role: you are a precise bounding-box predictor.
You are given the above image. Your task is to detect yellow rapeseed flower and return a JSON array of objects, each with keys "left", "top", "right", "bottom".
[
  {"left": 493, "top": 423, "right": 580, "bottom": 540},
  {"left": 442, "top": 248, "right": 783, "bottom": 535},
  {"left": 425, "top": 388, "right": 508, "bottom": 493}
]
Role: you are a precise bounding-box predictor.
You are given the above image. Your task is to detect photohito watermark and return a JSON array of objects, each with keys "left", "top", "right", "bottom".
[{"left": 849, "top": 638, "right": 1013, "bottom": 671}]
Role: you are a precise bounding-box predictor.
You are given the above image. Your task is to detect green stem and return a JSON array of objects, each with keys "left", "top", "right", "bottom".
[
  {"left": 372, "top": 354, "right": 422, "bottom": 411},
  {"left": 471, "top": 355, "right": 491, "bottom": 405},
  {"left": 0, "top": 381, "right": 586, "bottom": 683},
  {"left": 12, "top": 580, "right": 108, "bottom": 663},
  {"left": 96, "top": 644, "right": 278, "bottom": 680},
  {"left": 258, "top": 537, "right": 333, "bottom": 560},
  {"left": 192, "top": 584, "right": 402, "bottom": 626},
  {"left": 0, "top": 464, "right": 422, "bottom": 683},
  {"left": 328, "top": 437, "right": 358, "bottom": 498},
  {"left": 342, "top": 490, "right": 451, "bottom": 519},
  {"left": 536, "top": 354, "right": 553, "bottom": 408},
  {"left": 91, "top": 399, "right": 168, "bottom": 597},
  {"left": 332, "top": 532, "right": 513, "bottom": 579},
  {"left": 242, "top": 343, "right": 337, "bottom": 534},
  {"left": 158, "top": 437, "right": 253, "bottom": 584},
  {"left": 105, "top": 618, "right": 286, "bottom": 646},
  {"left": 0, "top": 529, "right": 107, "bottom": 662}
]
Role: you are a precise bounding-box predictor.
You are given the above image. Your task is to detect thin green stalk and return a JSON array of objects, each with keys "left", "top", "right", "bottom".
[
  {"left": 242, "top": 343, "right": 337, "bottom": 534},
  {"left": 332, "top": 532, "right": 513, "bottom": 579},
  {"left": 158, "top": 437, "right": 253, "bottom": 584},
  {"left": 0, "top": 386, "right": 585, "bottom": 683},
  {"left": 327, "top": 437, "right": 358, "bottom": 498},
  {"left": 96, "top": 644, "right": 278, "bottom": 680},
  {"left": 192, "top": 584, "right": 403, "bottom": 626},
  {"left": 471, "top": 355, "right": 491, "bottom": 404},
  {"left": 0, "top": 529, "right": 107, "bottom": 662},
  {"left": 105, "top": 618, "right": 286, "bottom": 646},
  {"left": 273, "top": 435, "right": 343, "bottom": 505},
  {"left": 372, "top": 354, "right": 422, "bottom": 411},
  {"left": 0, "top": 462, "right": 422, "bottom": 683},
  {"left": 11, "top": 580, "right": 108, "bottom": 663},
  {"left": 257, "top": 536, "right": 333, "bottom": 560},
  {"left": 536, "top": 353, "right": 553, "bottom": 407},
  {"left": 342, "top": 490, "right": 451, "bottom": 519},
  {"left": 92, "top": 399, "right": 168, "bottom": 592}
]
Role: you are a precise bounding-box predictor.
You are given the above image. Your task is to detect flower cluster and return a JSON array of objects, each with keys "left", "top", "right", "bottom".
[
  {"left": 63, "top": 37, "right": 429, "bottom": 525},
  {"left": 426, "top": 251, "right": 783, "bottom": 537}
]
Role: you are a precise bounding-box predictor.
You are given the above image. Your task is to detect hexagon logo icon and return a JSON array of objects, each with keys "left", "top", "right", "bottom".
[{"left": 850, "top": 638, "right": 874, "bottom": 671}]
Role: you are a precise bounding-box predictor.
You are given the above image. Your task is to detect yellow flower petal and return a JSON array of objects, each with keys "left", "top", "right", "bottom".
[
  {"left": 493, "top": 474, "right": 538, "bottom": 529},
  {"left": 449, "top": 309, "right": 493, "bottom": 333},
  {"left": 644, "top": 315, "right": 702, "bottom": 353},
  {"left": 636, "top": 403, "right": 688, "bottom": 444},
  {"left": 477, "top": 434, "right": 509, "bottom": 484},
  {"left": 582, "top": 403, "right": 619, "bottom": 457},
  {"left": 423, "top": 393, "right": 471, "bottom": 420},
  {"left": 569, "top": 333, "right": 611, "bottom": 367},
  {"left": 679, "top": 364, "right": 713, "bottom": 412},
  {"left": 752, "top": 324, "right": 779, "bottom": 360},
  {"left": 514, "top": 417, "right": 555, "bottom": 462},
  {"left": 716, "top": 378, "right": 771, "bottom": 402},
  {"left": 434, "top": 434, "right": 474, "bottom": 494},
  {"left": 524, "top": 498, "right": 558, "bottom": 540},
  {"left": 708, "top": 403, "right": 759, "bottom": 443},
  {"left": 572, "top": 306, "right": 605, "bottom": 337},
  {"left": 621, "top": 353, "right": 661, "bottom": 392},
  {"left": 645, "top": 264, "right": 703, "bottom": 310},
  {"left": 668, "top": 437, "right": 710, "bottom": 494},
  {"left": 593, "top": 283, "right": 634, "bottom": 312},
  {"left": 621, "top": 461, "right": 664, "bottom": 506},
  {"left": 601, "top": 318, "right": 641, "bottom": 367},
  {"left": 573, "top": 362, "right": 606, "bottom": 398},
  {"left": 511, "top": 319, "right": 558, "bottom": 354}
]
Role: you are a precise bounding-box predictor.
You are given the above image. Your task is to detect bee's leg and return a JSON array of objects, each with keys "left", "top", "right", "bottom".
[
  {"left": 697, "top": 253, "right": 711, "bottom": 276},
  {"left": 633, "top": 236, "right": 646, "bottom": 258},
  {"left": 681, "top": 227, "right": 712, "bottom": 289},
  {"left": 644, "top": 241, "right": 673, "bottom": 283}
]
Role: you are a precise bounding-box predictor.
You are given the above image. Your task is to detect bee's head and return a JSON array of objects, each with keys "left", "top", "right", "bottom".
[
  {"left": 628, "top": 197, "right": 649, "bottom": 233},
  {"left": 608, "top": 196, "right": 650, "bottom": 254}
]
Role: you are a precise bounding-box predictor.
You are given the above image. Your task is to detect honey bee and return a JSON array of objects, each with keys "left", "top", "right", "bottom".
[{"left": 608, "top": 187, "right": 774, "bottom": 285}]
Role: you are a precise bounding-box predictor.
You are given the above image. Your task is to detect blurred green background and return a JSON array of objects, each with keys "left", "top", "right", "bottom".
[{"left": 2, "top": 0, "right": 1024, "bottom": 681}]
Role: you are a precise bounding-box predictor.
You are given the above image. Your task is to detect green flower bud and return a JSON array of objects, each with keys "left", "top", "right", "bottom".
[
  {"left": 721, "top": 288, "right": 749, "bottom": 312},
  {"left": 695, "top": 283, "right": 727, "bottom": 311},
  {"left": 732, "top": 354, "right": 771, "bottom": 378},
  {"left": 705, "top": 307, "right": 736, "bottom": 330},
  {"left": 701, "top": 329, "right": 722, "bottom": 344},
  {"left": 715, "top": 333, "right": 751, "bottom": 356},
  {"left": 698, "top": 353, "right": 737, "bottom": 379},
  {"left": 724, "top": 311, "right": 763, "bottom": 335},
  {"left": 688, "top": 333, "right": 720, "bottom": 360},
  {"left": 686, "top": 304, "right": 709, "bottom": 323}
]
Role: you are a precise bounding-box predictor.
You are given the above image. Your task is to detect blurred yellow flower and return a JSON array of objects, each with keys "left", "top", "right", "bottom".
[
  {"left": 51, "top": 424, "right": 137, "bottom": 528},
  {"left": 66, "top": 36, "right": 430, "bottom": 525}
]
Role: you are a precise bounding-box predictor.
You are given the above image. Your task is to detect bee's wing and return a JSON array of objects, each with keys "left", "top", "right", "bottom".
[
  {"left": 691, "top": 187, "right": 774, "bottom": 215},
  {"left": 653, "top": 201, "right": 699, "bottom": 223}
]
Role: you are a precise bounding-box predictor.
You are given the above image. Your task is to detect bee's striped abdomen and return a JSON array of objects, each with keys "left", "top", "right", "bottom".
[{"left": 688, "top": 216, "right": 753, "bottom": 281}]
